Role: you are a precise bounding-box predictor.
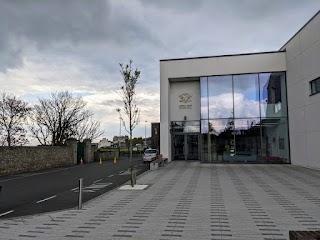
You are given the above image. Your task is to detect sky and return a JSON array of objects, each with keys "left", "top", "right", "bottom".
[{"left": 0, "top": 0, "right": 319, "bottom": 144}]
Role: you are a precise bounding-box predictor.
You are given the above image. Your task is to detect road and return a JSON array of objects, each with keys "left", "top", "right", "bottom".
[{"left": 0, "top": 155, "right": 149, "bottom": 219}]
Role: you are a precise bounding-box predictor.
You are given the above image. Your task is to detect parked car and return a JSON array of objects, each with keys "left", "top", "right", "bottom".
[{"left": 143, "top": 149, "right": 158, "bottom": 163}]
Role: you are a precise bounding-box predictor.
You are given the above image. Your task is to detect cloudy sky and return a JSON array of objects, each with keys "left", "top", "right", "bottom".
[{"left": 1, "top": 0, "right": 319, "bottom": 144}]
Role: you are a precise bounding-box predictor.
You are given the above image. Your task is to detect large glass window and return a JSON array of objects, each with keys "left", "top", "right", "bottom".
[
  {"left": 200, "top": 72, "right": 289, "bottom": 163},
  {"left": 233, "top": 74, "right": 260, "bottom": 118},
  {"left": 208, "top": 75, "right": 233, "bottom": 118},
  {"left": 259, "top": 72, "right": 287, "bottom": 118},
  {"left": 200, "top": 77, "right": 208, "bottom": 119},
  {"left": 171, "top": 121, "right": 200, "bottom": 133},
  {"left": 260, "top": 118, "right": 289, "bottom": 162}
]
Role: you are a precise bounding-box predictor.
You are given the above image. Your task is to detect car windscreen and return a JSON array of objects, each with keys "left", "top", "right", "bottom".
[{"left": 145, "top": 150, "right": 157, "bottom": 154}]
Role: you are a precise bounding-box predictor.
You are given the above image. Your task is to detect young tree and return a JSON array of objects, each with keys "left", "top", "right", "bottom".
[
  {"left": 30, "top": 91, "right": 92, "bottom": 145},
  {"left": 118, "top": 60, "right": 141, "bottom": 187},
  {"left": 0, "top": 92, "right": 31, "bottom": 146}
]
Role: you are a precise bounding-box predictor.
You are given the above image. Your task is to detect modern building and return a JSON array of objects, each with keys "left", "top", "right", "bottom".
[
  {"left": 160, "top": 10, "right": 320, "bottom": 169},
  {"left": 151, "top": 122, "right": 160, "bottom": 150}
]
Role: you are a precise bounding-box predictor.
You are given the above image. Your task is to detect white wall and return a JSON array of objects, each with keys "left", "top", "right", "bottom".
[
  {"left": 282, "top": 12, "right": 320, "bottom": 169},
  {"left": 160, "top": 52, "right": 286, "bottom": 161},
  {"left": 170, "top": 81, "right": 200, "bottom": 121}
]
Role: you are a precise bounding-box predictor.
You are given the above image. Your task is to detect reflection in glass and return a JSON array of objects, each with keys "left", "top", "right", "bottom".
[
  {"left": 233, "top": 74, "right": 260, "bottom": 118},
  {"left": 259, "top": 72, "right": 287, "bottom": 118},
  {"left": 171, "top": 121, "right": 200, "bottom": 133},
  {"left": 208, "top": 75, "right": 233, "bottom": 118},
  {"left": 233, "top": 118, "right": 261, "bottom": 162},
  {"left": 200, "top": 77, "right": 208, "bottom": 119},
  {"left": 173, "top": 135, "right": 185, "bottom": 160},
  {"left": 261, "top": 118, "right": 289, "bottom": 163},
  {"left": 201, "top": 120, "right": 208, "bottom": 134},
  {"left": 199, "top": 71, "right": 289, "bottom": 163},
  {"left": 202, "top": 119, "right": 234, "bottom": 162}
]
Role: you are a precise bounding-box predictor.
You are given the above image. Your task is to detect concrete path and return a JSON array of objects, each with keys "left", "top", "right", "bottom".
[{"left": 0, "top": 162, "right": 320, "bottom": 240}]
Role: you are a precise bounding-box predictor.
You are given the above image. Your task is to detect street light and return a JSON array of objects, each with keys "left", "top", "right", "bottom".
[{"left": 144, "top": 120, "right": 147, "bottom": 149}]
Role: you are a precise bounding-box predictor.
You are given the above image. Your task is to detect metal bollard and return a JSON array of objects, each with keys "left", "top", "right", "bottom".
[{"left": 78, "top": 178, "right": 83, "bottom": 209}]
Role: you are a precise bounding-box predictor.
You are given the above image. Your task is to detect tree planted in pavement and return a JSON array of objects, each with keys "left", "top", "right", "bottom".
[{"left": 118, "top": 60, "right": 141, "bottom": 187}]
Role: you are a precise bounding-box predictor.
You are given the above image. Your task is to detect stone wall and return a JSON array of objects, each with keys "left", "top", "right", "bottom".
[
  {"left": 0, "top": 139, "right": 77, "bottom": 176},
  {"left": 94, "top": 150, "right": 119, "bottom": 162}
]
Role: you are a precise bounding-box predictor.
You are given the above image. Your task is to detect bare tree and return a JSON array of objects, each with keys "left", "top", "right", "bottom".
[
  {"left": 30, "top": 91, "right": 92, "bottom": 146},
  {"left": 74, "top": 117, "right": 104, "bottom": 141},
  {"left": 118, "top": 60, "right": 141, "bottom": 187},
  {"left": 0, "top": 92, "right": 31, "bottom": 146}
]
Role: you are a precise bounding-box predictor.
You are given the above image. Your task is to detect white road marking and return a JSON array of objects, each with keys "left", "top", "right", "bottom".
[
  {"left": 70, "top": 187, "right": 78, "bottom": 191},
  {"left": 83, "top": 190, "right": 95, "bottom": 193},
  {"left": 36, "top": 195, "right": 57, "bottom": 204},
  {"left": 73, "top": 189, "right": 95, "bottom": 193},
  {"left": 71, "top": 182, "right": 112, "bottom": 193},
  {"left": 95, "top": 183, "right": 112, "bottom": 186},
  {"left": 93, "top": 179, "right": 102, "bottom": 183},
  {"left": 85, "top": 184, "right": 110, "bottom": 189},
  {"left": 0, "top": 210, "right": 14, "bottom": 217},
  {"left": 108, "top": 174, "right": 114, "bottom": 177}
]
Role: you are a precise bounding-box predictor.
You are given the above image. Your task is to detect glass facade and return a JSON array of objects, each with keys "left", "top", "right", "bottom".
[{"left": 200, "top": 72, "right": 289, "bottom": 163}]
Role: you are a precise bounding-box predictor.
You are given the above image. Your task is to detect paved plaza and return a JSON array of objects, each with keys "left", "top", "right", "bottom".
[{"left": 0, "top": 162, "right": 320, "bottom": 240}]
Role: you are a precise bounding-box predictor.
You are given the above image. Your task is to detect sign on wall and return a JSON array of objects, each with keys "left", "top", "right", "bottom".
[
  {"left": 170, "top": 81, "right": 200, "bottom": 121},
  {"left": 178, "top": 93, "right": 192, "bottom": 109}
]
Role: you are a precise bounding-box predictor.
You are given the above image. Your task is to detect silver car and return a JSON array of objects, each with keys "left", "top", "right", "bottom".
[{"left": 143, "top": 149, "right": 158, "bottom": 163}]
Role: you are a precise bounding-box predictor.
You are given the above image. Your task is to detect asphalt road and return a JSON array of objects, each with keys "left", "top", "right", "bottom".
[{"left": 0, "top": 155, "right": 149, "bottom": 219}]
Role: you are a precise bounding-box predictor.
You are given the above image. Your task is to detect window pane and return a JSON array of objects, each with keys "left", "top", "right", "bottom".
[
  {"left": 311, "top": 77, "right": 320, "bottom": 95},
  {"left": 171, "top": 121, "right": 200, "bottom": 133},
  {"left": 200, "top": 77, "right": 208, "bottom": 119},
  {"left": 259, "top": 72, "right": 287, "bottom": 118},
  {"left": 203, "top": 119, "right": 234, "bottom": 163},
  {"left": 201, "top": 120, "right": 208, "bottom": 134},
  {"left": 316, "top": 79, "right": 320, "bottom": 93},
  {"left": 233, "top": 118, "right": 261, "bottom": 162},
  {"left": 260, "top": 118, "right": 289, "bottom": 163},
  {"left": 208, "top": 76, "right": 233, "bottom": 118},
  {"left": 233, "top": 74, "right": 260, "bottom": 118}
]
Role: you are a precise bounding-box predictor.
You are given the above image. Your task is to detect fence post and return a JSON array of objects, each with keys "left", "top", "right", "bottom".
[{"left": 78, "top": 178, "right": 83, "bottom": 209}]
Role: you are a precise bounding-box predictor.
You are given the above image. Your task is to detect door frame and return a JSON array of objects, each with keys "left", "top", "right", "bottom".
[{"left": 171, "top": 133, "right": 200, "bottom": 161}]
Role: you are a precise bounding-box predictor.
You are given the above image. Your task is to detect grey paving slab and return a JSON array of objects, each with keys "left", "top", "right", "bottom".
[{"left": 1, "top": 162, "right": 320, "bottom": 240}]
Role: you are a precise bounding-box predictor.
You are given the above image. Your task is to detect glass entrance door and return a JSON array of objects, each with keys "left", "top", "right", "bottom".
[
  {"left": 172, "top": 134, "right": 199, "bottom": 161},
  {"left": 186, "top": 134, "right": 199, "bottom": 160},
  {"left": 173, "top": 135, "right": 185, "bottom": 160}
]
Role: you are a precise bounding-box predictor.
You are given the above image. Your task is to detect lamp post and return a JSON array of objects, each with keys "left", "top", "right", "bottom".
[{"left": 144, "top": 120, "right": 147, "bottom": 150}]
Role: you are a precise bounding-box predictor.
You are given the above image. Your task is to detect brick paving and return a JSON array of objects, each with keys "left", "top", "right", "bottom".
[{"left": 0, "top": 162, "right": 320, "bottom": 240}]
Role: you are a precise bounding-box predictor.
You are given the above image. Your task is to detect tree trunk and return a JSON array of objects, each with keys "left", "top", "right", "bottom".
[
  {"left": 130, "top": 131, "right": 134, "bottom": 187},
  {"left": 7, "top": 130, "right": 11, "bottom": 147}
]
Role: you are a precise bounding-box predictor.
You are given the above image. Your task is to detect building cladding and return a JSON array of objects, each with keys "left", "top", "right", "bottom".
[{"left": 160, "top": 10, "right": 320, "bottom": 169}]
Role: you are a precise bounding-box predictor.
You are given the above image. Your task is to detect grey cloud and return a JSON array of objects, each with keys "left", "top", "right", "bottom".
[
  {"left": 138, "top": 0, "right": 207, "bottom": 12},
  {"left": 0, "top": 0, "right": 158, "bottom": 71},
  {"left": 101, "top": 99, "right": 123, "bottom": 107},
  {"left": 229, "top": 0, "right": 317, "bottom": 19}
]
